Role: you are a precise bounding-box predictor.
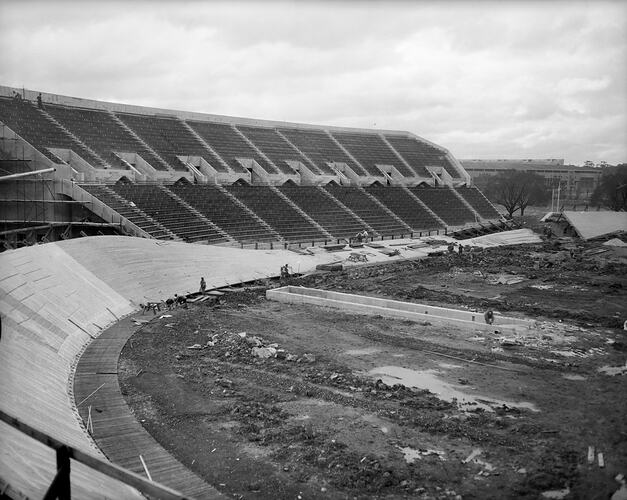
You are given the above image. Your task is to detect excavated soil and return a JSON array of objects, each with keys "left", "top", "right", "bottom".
[{"left": 119, "top": 240, "right": 627, "bottom": 499}]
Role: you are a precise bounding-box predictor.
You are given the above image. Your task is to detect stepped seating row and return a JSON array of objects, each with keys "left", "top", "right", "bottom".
[
  {"left": 332, "top": 132, "right": 415, "bottom": 178},
  {"left": 80, "top": 184, "right": 171, "bottom": 238},
  {"left": 110, "top": 184, "right": 227, "bottom": 243},
  {"left": 0, "top": 99, "right": 468, "bottom": 182},
  {"left": 168, "top": 183, "right": 276, "bottom": 242},
  {"left": 236, "top": 126, "right": 304, "bottom": 175},
  {"left": 115, "top": 113, "right": 224, "bottom": 173},
  {"left": 323, "top": 184, "right": 407, "bottom": 236},
  {"left": 456, "top": 186, "right": 501, "bottom": 220},
  {"left": 45, "top": 105, "right": 169, "bottom": 171},
  {"left": 275, "top": 128, "right": 337, "bottom": 175},
  {"left": 278, "top": 184, "right": 364, "bottom": 239},
  {"left": 80, "top": 182, "right": 485, "bottom": 243},
  {"left": 0, "top": 98, "right": 106, "bottom": 167},
  {"left": 410, "top": 187, "right": 475, "bottom": 226},
  {"left": 187, "top": 121, "right": 261, "bottom": 174},
  {"left": 385, "top": 135, "right": 459, "bottom": 179},
  {"left": 225, "top": 185, "right": 327, "bottom": 242},
  {"left": 365, "top": 186, "right": 443, "bottom": 231}
]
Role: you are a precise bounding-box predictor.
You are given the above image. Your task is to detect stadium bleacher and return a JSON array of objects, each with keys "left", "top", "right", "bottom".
[
  {"left": 411, "top": 186, "right": 476, "bottom": 226},
  {"left": 0, "top": 97, "right": 106, "bottom": 167},
  {"left": 80, "top": 184, "right": 172, "bottom": 238},
  {"left": 331, "top": 132, "right": 415, "bottom": 178},
  {"left": 115, "top": 113, "right": 226, "bottom": 172},
  {"left": 0, "top": 89, "right": 507, "bottom": 246},
  {"left": 276, "top": 128, "right": 337, "bottom": 175},
  {"left": 384, "top": 135, "right": 459, "bottom": 179},
  {"left": 323, "top": 183, "right": 408, "bottom": 236},
  {"left": 278, "top": 183, "right": 364, "bottom": 239},
  {"left": 46, "top": 104, "right": 170, "bottom": 171},
  {"left": 365, "top": 185, "right": 443, "bottom": 231},
  {"left": 278, "top": 128, "right": 365, "bottom": 176},
  {"left": 456, "top": 186, "right": 502, "bottom": 219},
  {"left": 226, "top": 184, "right": 328, "bottom": 242},
  {"left": 110, "top": 182, "right": 227, "bottom": 242},
  {"left": 236, "top": 125, "right": 313, "bottom": 175},
  {"left": 168, "top": 180, "right": 277, "bottom": 242},
  {"left": 186, "top": 121, "right": 263, "bottom": 174}
]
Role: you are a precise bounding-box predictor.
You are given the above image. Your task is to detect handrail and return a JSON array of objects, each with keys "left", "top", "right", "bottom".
[{"left": 0, "top": 409, "right": 194, "bottom": 500}]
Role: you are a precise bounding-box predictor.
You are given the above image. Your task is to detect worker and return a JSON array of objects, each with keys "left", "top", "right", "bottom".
[
  {"left": 199, "top": 277, "right": 206, "bottom": 294},
  {"left": 484, "top": 310, "right": 494, "bottom": 325},
  {"left": 355, "top": 230, "right": 369, "bottom": 243}
]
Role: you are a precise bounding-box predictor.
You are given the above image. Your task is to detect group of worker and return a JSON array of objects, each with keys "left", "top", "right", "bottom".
[
  {"left": 448, "top": 243, "right": 465, "bottom": 255},
  {"left": 139, "top": 294, "right": 187, "bottom": 315},
  {"left": 137, "top": 277, "right": 209, "bottom": 315}
]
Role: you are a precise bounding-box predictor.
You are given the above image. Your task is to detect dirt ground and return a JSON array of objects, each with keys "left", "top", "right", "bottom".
[{"left": 119, "top": 238, "right": 627, "bottom": 500}]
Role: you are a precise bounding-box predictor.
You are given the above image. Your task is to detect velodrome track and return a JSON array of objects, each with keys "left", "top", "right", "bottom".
[
  {"left": 0, "top": 230, "right": 539, "bottom": 497},
  {"left": 0, "top": 236, "right": 340, "bottom": 498}
]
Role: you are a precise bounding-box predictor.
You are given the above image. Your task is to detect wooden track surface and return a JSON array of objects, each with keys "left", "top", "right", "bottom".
[{"left": 74, "top": 317, "right": 222, "bottom": 499}]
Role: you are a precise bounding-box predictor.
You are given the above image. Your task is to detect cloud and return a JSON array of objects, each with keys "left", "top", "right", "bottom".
[{"left": 0, "top": 0, "right": 625, "bottom": 165}]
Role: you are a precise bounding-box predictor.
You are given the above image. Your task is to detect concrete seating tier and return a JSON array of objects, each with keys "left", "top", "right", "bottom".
[
  {"left": 111, "top": 184, "right": 227, "bottom": 243},
  {"left": 275, "top": 128, "right": 337, "bottom": 175},
  {"left": 365, "top": 185, "right": 443, "bottom": 231},
  {"left": 226, "top": 185, "right": 327, "bottom": 242},
  {"left": 115, "top": 113, "right": 225, "bottom": 172},
  {"left": 384, "top": 135, "right": 459, "bottom": 179},
  {"left": 456, "top": 186, "right": 501, "bottom": 220},
  {"left": 236, "top": 126, "right": 309, "bottom": 175},
  {"left": 168, "top": 183, "right": 276, "bottom": 242},
  {"left": 411, "top": 186, "right": 476, "bottom": 226},
  {"left": 186, "top": 121, "right": 264, "bottom": 174},
  {"left": 0, "top": 98, "right": 105, "bottom": 167},
  {"left": 46, "top": 105, "right": 168, "bottom": 171},
  {"left": 331, "top": 132, "right": 414, "bottom": 178},
  {"left": 323, "top": 184, "right": 407, "bottom": 236},
  {"left": 80, "top": 184, "right": 171, "bottom": 238},
  {"left": 278, "top": 184, "right": 364, "bottom": 239}
]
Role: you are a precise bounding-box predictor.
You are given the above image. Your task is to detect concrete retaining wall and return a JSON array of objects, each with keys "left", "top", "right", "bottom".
[{"left": 266, "top": 286, "right": 536, "bottom": 334}]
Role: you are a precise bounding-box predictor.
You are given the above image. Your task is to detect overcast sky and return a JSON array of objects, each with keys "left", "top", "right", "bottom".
[{"left": 1, "top": 1, "right": 626, "bottom": 165}]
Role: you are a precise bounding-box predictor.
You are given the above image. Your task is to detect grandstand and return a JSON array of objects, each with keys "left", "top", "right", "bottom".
[{"left": 0, "top": 85, "right": 503, "bottom": 250}]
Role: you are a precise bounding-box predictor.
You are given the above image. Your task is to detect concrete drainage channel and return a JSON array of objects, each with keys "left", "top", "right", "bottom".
[{"left": 266, "top": 285, "right": 536, "bottom": 335}]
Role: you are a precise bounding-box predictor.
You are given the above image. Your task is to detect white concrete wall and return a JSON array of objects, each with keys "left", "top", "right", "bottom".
[{"left": 267, "top": 286, "right": 536, "bottom": 334}]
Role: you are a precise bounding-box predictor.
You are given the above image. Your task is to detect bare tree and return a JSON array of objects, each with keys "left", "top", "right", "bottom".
[
  {"left": 484, "top": 171, "right": 549, "bottom": 217},
  {"left": 590, "top": 164, "right": 627, "bottom": 210}
]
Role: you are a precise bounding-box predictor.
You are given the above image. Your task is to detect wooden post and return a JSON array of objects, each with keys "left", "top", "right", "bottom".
[{"left": 43, "top": 445, "right": 71, "bottom": 500}]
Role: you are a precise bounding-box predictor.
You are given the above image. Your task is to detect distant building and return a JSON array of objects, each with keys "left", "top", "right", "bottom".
[{"left": 460, "top": 159, "right": 602, "bottom": 202}]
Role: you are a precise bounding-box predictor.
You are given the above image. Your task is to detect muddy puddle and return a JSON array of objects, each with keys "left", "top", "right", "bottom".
[{"left": 369, "top": 366, "right": 538, "bottom": 412}]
